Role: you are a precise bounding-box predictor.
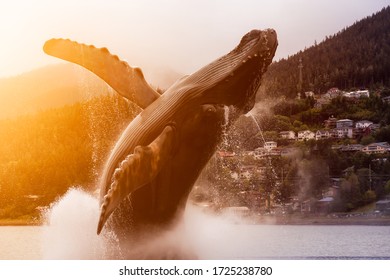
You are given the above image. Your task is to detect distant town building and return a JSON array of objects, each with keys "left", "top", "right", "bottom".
[
  {"left": 254, "top": 145, "right": 281, "bottom": 158},
  {"left": 330, "top": 127, "right": 354, "bottom": 138},
  {"left": 331, "top": 144, "right": 342, "bottom": 150},
  {"left": 315, "top": 130, "right": 331, "bottom": 140},
  {"left": 264, "top": 141, "right": 277, "bottom": 150},
  {"left": 376, "top": 199, "right": 390, "bottom": 213},
  {"left": 382, "top": 96, "right": 390, "bottom": 104},
  {"left": 324, "top": 116, "right": 337, "bottom": 129},
  {"left": 368, "top": 123, "right": 380, "bottom": 132},
  {"left": 361, "top": 142, "right": 390, "bottom": 154},
  {"left": 316, "top": 197, "right": 335, "bottom": 213},
  {"left": 336, "top": 119, "right": 353, "bottom": 129},
  {"left": 340, "top": 144, "right": 364, "bottom": 152},
  {"left": 354, "top": 122, "right": 380, "bottom": 139},
  {"left": 355, "top": 120, "right": 373, "bottom": 129},
  {"left": 297, "top": 130, "right": 315, "bottom": 141},
  {"left": 279, "top": 131, "right": 296, "bottom": 140},
  {"left": 268, "top": 148, "right": 282, "bottom": 156},
  {"left": 326, "top": 87, "right": 344, "bottom": 99},
  {"left": 343, "top": 90, "right": 370, "bottom": 98}
]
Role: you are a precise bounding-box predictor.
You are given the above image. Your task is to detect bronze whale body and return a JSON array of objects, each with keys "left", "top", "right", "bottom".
[{"left": 44, "top": 29, "right": 277, "bottom": 257}]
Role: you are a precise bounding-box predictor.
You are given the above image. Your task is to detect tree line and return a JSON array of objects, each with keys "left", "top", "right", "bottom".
[{"left": 260, "top": 6, "right": 390, "bottom": 99}]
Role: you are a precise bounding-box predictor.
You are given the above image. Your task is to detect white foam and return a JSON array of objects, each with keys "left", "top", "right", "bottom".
[
  {"left": 41, "top": 188, "right": 254, "bottom": 259},
  {"left": 42, "top": 188, "right": 107, "bottom": 259}
]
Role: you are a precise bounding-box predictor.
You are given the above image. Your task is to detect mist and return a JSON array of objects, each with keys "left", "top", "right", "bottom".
[{"left": 42, "top": 188, "right": 268, "bottom": 259}]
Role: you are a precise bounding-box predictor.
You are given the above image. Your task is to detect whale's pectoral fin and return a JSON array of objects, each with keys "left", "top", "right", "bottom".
[
  {"left": 97, "top": 125, "right": 175, "bottom": 234},
  {"left": 43, "top": 38, "right": 160, "bottom": 109}
]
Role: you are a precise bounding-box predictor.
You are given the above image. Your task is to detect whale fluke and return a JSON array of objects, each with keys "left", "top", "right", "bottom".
[{"left": 43, "top": 38, "right": 160, "bottom": 109}]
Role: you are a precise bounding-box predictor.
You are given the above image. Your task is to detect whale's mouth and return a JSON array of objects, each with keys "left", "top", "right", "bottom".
[{"left": 170, "top": 28, "right": 277, "bottom": 112}]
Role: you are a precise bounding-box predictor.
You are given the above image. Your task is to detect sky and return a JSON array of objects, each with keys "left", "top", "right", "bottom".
[{"left": 0, "top": 0, "right": 389, "bottom": 78}]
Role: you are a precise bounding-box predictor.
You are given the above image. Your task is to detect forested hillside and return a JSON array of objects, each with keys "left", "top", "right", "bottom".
[
  {"left": 260, "top": 6, "right": 390, "bottom": 99},
  {"left": 0, "top": 93, "right": 140, "bottom": 220}
]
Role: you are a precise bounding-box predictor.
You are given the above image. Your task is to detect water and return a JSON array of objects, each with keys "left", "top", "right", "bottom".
[
  {"left": 1, "top": 189, "right": 390, "bottom": 260},
  {"left": 2, "top": 224, "right": 390, "bottom": 260}
]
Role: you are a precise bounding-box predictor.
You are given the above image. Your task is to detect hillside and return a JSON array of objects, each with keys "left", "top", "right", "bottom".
[
  {"left": 0, "top": 94, "right": 139, "bottom": 220},
  {"left": 0, "top": 64, "right": 109, "bottom": 119},
  {"left": 0, "top": 63, "right": 182, "bottom": 120},
  {"left": 260, "top": 6, "right": 390, "bottom": 99}
]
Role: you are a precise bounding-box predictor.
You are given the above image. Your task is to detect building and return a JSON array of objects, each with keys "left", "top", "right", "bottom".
[
  {"left": 326, "top": 87, "right": 344, "bottom": 98},
  {"left": 254, "top": 147, "right": 267, "bottom": 158},
  {"left": 355, "top": 120, "right": 373, "bottom": 129},
  {"left": 315, "top": 130, "right": 331, "bottom": 140},
  {"left": 331, "top": 128, "right": 354, "bottom": 139},
  {"left": 368, "top": 123, "right": 380, "bottom": 132},
  {"left": 316, "top": 197, "right": 335, "bottom": 213},
  {"left": 297, "top": 130, "right": 315, "bottom": 141},
  {"left": 343, "top": 90, "right": 370, "bottom": 98},
  {"left": 340, "top": 144, "right": 364, "bottom": 152},
  {"left": 254, "top": 145, "right": 281, "bottom": 158},
  {"left": 382, "top": 96, "right": 390, "bottom": 104},
  {"left": 376, "top": 200, "right": 390, "bottom": 213},
  {"left": 324, "top": 116, "right": 337, "bottom": 129},
  {"left": 336, "top": 119, "right": 353, "bottom": 129},
  {"left": 264, "top": 141, "right": 277, "bottom": 150},
  {"left": 279, "top": 131, "right": 296, "bottom": 140},
  {"left": 362, "top": 142, "right": 390, "bottom": 155},
  {"left": 268, "top": 148, "right": 282, "bottom": 156}
]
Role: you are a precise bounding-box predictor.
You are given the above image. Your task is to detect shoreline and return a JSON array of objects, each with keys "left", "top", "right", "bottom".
[
  {"left": 2, "top": 214, "right": 390, "bottom": 227},
  {"left": 0, "top": 218, "right": 42, "bottom": 226},
  {"left": 252, "top": 214, "right": 390, "bottom": 226}
]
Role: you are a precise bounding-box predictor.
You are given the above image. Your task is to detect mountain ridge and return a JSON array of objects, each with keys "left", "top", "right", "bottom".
[
  {"left": 0, "top": 62, "right": 183, "bottom": 119},
  {"left": 259, "top": 6, "right": 390, "bottom": 99}
]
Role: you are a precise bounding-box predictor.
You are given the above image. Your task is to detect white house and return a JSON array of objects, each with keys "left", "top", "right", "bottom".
[
  {"left": 297, "top": 130, "right": 315, "bottom": 141},
  {"left": 343, "top": 90, "right": 370, "bottom": 98},
  {"left": 279, "top": 131, "right": 296, "bottom": 140},
  {"left": 315, "top": 130, "right": 331, "bottom": 140},
  {"left": 264, "top": 141, "right": 277, "bottom": 150},
  {"left": 355, "top": 120, "right": 373, "bottom": 129},
  {"left": 254, "top": 147, "right": 267, "bottom": 158}
]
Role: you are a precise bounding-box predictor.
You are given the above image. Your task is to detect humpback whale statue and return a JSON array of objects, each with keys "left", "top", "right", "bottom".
[{"left": 43, "top": 29, "right": 277, "bottom": 258}]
